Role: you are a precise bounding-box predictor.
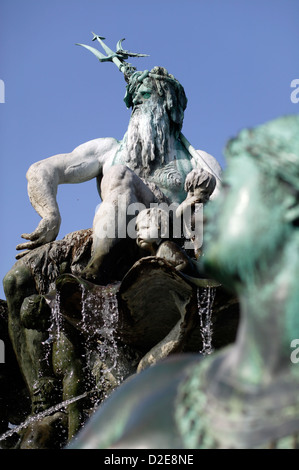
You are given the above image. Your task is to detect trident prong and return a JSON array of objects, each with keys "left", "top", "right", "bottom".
[
  {"left": 76, "top": 33, "right": 149, "bottom": 76},
  {"left": 91, "top": 33, "right": 116, "bottom": 58}
]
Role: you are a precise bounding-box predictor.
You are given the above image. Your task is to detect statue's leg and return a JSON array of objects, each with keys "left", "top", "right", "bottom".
[
  {"left": 3, "top": 263, "right": 58, "bottom": 413},
  {"left": 82, "top": 165, "right": 156, "bottom": 283}
]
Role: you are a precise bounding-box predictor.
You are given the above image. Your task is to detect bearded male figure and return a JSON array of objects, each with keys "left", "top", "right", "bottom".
[{"left": 15, "top": 66, "right": 222, "bottom": 284}]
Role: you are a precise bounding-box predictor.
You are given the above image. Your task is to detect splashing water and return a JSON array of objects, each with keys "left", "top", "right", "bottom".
[
  {"left": 80, "top": 287, "right": 126, "bottom": 388},
  {"left": 46, "top": 290, "right": 62, "bottom": 343},
  {"left": 46, "top": 285, "right": 128, "bottom": 401},
  {"left": 197, "top": 287, "right": 216, "bottom": 355},
  {"left": 41, "top": 290, "right": 62, "bottom": 369},
  {"left": 96, "top": 290, "right": 120, "bottom": 377}
]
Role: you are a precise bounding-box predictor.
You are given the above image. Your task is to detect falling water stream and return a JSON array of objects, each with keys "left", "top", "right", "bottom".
[
  {"left": 197, "top": 287, "right": 216, "bottom": 355},
  {"left": 80, "top": 286, "right": 125, "bottom": 388}
]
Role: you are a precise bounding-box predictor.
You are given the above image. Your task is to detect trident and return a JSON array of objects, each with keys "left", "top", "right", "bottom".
[
  {"left": 76, "top": 34, "right": 221, "bottom": 184},
  {"left": 76, "top": 33, "right": 149, "bottom": 81}
]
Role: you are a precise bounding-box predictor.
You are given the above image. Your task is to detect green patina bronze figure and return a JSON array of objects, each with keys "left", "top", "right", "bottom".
[{"left": 69, "top": 114, "right": 299, "bottom": 449}]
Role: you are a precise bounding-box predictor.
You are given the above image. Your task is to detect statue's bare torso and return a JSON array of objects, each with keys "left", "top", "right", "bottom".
[
  {"left": 110, "top": 138, "right": 193, "bottom": 203},
  {"left": 101, "top": 137, "right": 220, "bottom": 204}
]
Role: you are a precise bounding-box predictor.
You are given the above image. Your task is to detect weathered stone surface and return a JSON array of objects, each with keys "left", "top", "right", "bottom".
[{"left": 21, "top": 228, "right": 93, "bottom": 295}]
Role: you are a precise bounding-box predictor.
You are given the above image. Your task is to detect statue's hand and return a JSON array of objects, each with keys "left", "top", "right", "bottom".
[{"left": 16, "top": 215, "right": 61, "bottom": 258}]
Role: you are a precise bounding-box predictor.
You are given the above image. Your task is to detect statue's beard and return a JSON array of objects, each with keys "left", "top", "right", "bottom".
[{"left": 122, "top": 98, "right": 171, "bottom": 178}]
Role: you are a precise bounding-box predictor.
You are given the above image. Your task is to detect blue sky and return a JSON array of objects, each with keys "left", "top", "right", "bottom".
[{"left": 0, "top": 0, "right": 298, "bottom": 299}]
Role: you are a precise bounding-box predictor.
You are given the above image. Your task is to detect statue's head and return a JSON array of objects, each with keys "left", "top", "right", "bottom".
[
  {"left": 184, "top": 168, "right": 216, "bottom": 203},
  {"left": 78, "top": 35, "right": 188, "bottom": 175},
  {"left": 203, "top": 115, "right": 299, "bottom": 286},
  {"left": 135, "top": 207, "right": 170, "bottom": 252},
  {"left": 124, "top": 66, "right": 187, "bottom": 136},
  {"left": 77, "top": 36, "right": 187, "bottom": 135},
  {"left": 119, "top": 67, "right": 187, "bottom": 177}
]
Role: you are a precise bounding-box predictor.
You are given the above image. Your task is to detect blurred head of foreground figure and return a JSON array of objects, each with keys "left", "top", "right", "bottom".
[{"left": 69, "top": 114, "right": 299, "bottom": 450}]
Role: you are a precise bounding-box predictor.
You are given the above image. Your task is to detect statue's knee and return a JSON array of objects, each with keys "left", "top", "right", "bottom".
[
  {"left": 3, "top": 272, "right": 13, "bottom": 297},
  {"left": 3, "top": 270, "right": 18, "bottom": 299},
  {"left": 3, "top": 264, "right": 34, "bottom": 300}
]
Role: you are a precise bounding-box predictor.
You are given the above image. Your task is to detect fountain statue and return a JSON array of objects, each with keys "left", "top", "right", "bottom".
[
  {"left": 1, "top": 35, "right": 240, "bottom": 449},
  {"left": 68, "top": 113, "right": 299, "bottom": 449}
]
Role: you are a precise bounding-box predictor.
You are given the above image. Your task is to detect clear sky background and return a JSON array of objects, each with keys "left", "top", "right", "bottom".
[{"left": 0, "top": 0, "right": 298, "bottom": 300}]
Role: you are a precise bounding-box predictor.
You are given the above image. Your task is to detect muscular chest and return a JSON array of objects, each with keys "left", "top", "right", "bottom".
[{"left": 111, "top": 146, "right": 193, "bottom": 204}]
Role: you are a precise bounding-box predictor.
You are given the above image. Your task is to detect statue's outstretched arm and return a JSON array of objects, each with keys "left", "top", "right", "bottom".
[{"left": 16, "top": 137, "right": 118, "bottom": 257}]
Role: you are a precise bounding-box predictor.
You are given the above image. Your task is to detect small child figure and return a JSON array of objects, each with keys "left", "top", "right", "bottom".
[
  {"left": 176, "top": 168, "right": 216, "bottom": 258},
  {"left": 135, "top": 207, "right": 193, "bottom": 273}
]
